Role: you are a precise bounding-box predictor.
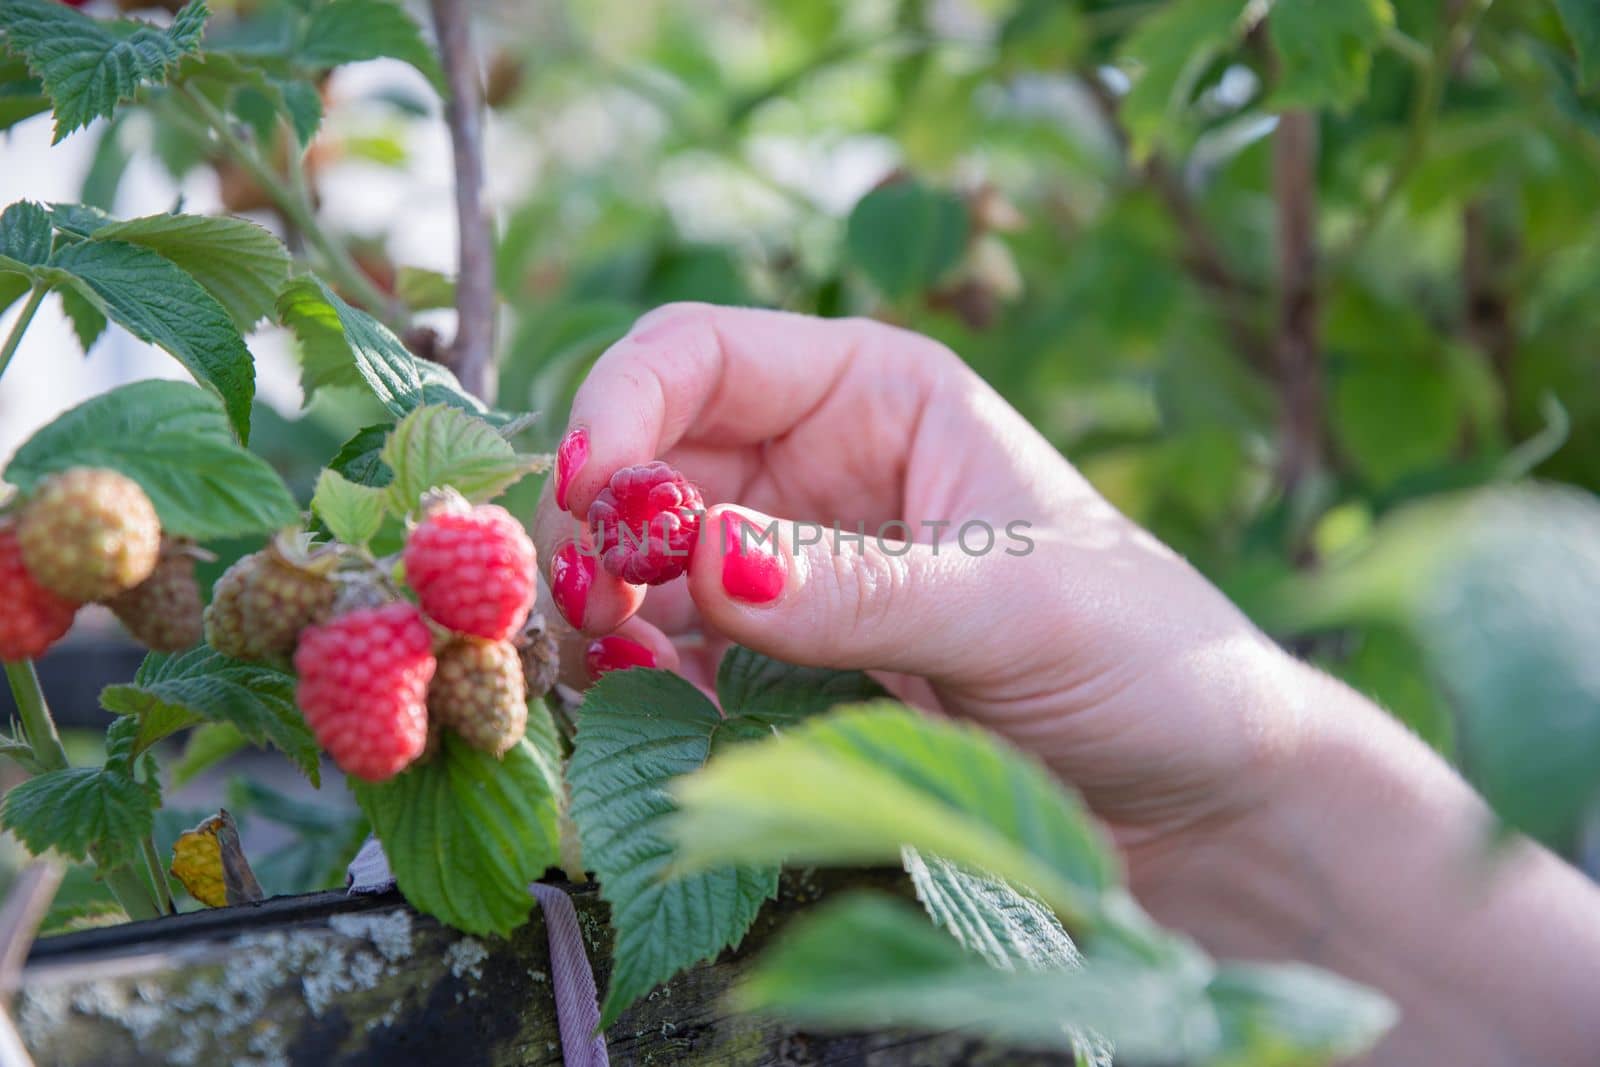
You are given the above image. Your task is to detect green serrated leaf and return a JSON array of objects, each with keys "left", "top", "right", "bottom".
[
  {"left": 0, "top": 273, "right": 30, "bottom": 317},
  {"left": 569, "top": 668, "right": 781, "bottom": 1028},
  {"left": 277, "top": 274, "right": 485, "bottom": 416},
  {"left": 379, "top": 403, "right": 536, "bottom": 514},
  {"left": 1206, "top": 961, "right": 1400, "bottom": 1062},
  {"left": 0, "top": 0, "right": 207, "bottom": 142},
  {"left": 395, "top": 265, "right": 454, "bottom": 309},
  {"left": 1418, "top": 488, "right": 1600, "bottom": 848},
  {"left": 46, "top": 201, "right": 111, "bottom": 238},
  {"left": 669, "top": 703, "right": 1119, "bottom": 928},
  {"left": 175, "top": 49, "right": 325, "bottom": 149},
  {"left": 100, "top": 648, "right": 320, "bottom": 783},
  {"left": 902, "top": 848, "right": 1082, "bottom": 971},
  {"left": 0, "top": 200, "right": 51, "bottom": 271},
  {"left": 733, "top": 894, "right": 1394, "bottom": 1063},
  {"left": 311, "top": 468, "right": 387, "bottom": 545},
  {"left": 59, "top": 283, "right": 107, "bottom": 354},
  {"left": 0, "top": 53, "right": 50, "bottom": 132},
  {"left": 49, "top": 239, "right": 255, "bottom": 441},
  {"left": 1556, "top": 0, "right": 1600, "bottom": 90},
  {"left": 327, "top": 423, "right": 395, "bottom": 487},
  {"left": 277, "top": 77, "right": 322, "bottom": 144},
  {"left": 171, "top": 721, "right": 249, "bottom": 787},
  {"left": 5, "top": 379, "right": 299, "bottom": 540},
  {"left": 715, "top": 646, "right": 888, "bottom": 730},
  {"left": 86, "top": 212, "right": 292, "bottom": 330},
  {"left": 1117, "top": 0, "right": 1251, "bottom": 158},
  {"left": 1267, "top": 0, "right": 1392, "bottom": 111},
  {"left": 845, "top": 181, "right": 968, "bottom": 301},
  {"left": 350, "top": 733, "right": 561, "bottom": 936},
  {"left": 0, "top": 763, "right": 159, "bottom": 868},
  {"left": 297, "top": 0, "right": 445, "bottom": 91}
]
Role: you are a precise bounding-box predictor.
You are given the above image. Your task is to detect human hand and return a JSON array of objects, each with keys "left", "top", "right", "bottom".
[
  {"left": 532, "top": 303, "right": 1310, "bottom": 862},
  {"left": 533, "top": 304, "right": 1600, "bottom": 1065}
]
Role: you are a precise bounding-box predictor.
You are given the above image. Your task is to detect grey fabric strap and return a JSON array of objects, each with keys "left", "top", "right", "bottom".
[
  {"left": 346, "top": 838, "right": 609, "bottom": 1066},
  {"left": 528, "top": 882, "right": 609, "bottom": 1067}
]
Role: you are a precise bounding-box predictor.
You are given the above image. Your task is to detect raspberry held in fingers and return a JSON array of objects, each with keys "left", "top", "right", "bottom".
[{"left": 587, "top": 462, "right": 704, "bottom": 585}]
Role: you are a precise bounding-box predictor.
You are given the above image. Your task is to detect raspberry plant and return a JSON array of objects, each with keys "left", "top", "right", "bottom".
[{"left": 0, "top": 1, "right": 1407, "bottom": 1061}]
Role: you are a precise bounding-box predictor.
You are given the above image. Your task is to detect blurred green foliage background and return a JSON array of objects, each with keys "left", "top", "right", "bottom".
[{"left": 11, "top": 0, "right": 1600, "bottom": 860}]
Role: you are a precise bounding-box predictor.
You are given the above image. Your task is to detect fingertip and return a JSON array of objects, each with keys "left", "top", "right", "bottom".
[
  {"left": 553, "top": 426, "right": 589, "bottom": 514},
  {"left": 688, "top": 504, "right": 794, "bottom": 618},
  {"left": 548, "top": 538, "right": 646, "bottom": 636},
  {"left": 585, "top": 621, "right": 680, "bottom": 682}
]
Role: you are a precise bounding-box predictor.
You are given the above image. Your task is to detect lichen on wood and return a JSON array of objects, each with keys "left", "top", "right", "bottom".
[{"left": 19, "top": 871, "right": 1065, "bottom": 1066}]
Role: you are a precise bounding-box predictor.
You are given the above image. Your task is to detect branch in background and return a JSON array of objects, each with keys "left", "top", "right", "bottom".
[
  {"left": 176, "top": 88, "right": 404, "bottom": 329},
  {"left": 1331, "top": 0, "right": 1491, "bottom": 270},
  {"left": 1462, "top": 203, "right": 1517, "bottom": 432},
  {"left": 1080, "top": 74, "right": 1275, "bottom": 378},
  {"left": 1272, "top": 109, "right": 1323, "bottom": 514},
  {"left": 429, "top": 0, "right": 496, "bottom": 403}
]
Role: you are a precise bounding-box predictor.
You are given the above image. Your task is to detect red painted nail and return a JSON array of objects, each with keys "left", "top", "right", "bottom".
[
  {"left": 720, "top": 514, "right": 784, "bottom": 604},
  {"left": 550, "top": 542, "right": 594, "bottom": 629},
  {"left": 586, "top": 635, "right": 657, "bottom": 677},
  {"left": 554, "top": 428, "right": 588, "bottom": 513}
]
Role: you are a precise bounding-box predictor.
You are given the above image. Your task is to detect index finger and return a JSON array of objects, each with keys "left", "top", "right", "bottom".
[{"left": 552, "top": 303, "right": 928, "bottom": 517}]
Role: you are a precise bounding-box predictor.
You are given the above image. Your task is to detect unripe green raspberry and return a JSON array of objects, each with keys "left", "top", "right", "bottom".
[
  {"left": 107, "top": 539, "right": 204, "bottom": 652},
  {"left": 18, "top": 467, "right": 161, "bottom": 602},
  {"left": 429, "top": 637, "right": 527, "bottom": 757},
  {"left": 203, "top": 541, "right": 337, "bottom": 662}
]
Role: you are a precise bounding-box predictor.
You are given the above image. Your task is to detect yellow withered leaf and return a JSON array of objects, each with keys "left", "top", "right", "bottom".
[{"left": 169, "top": 810, "right": 264, "bottom": 908}]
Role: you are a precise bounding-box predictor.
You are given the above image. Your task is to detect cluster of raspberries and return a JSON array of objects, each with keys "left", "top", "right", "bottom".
[
  {"left": 1, "top": 467, "right": 202, "bottom": 662},
  {"left": 205, "top": 494, "right": 548, "bottom": 783}
]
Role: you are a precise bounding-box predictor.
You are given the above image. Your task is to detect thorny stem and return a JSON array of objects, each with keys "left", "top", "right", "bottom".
[
  {"left": 1272, "top": 110, "right": 1324, "bottom": 513},
  {"left": 101, "top": 865, "right": 163, "bottom": 922},
  {"left": 178, "top": 86, "right": 404, "bottom": 328},
  {"left": 0, "top": 283, "right": 47, "bottom": 383},
  {"left": 140, "top": 833, "right": 174, "bottom": 915},
  {"left": 3, "top": 662, "right": 162, "bottom": 919},
  {"left": 429, "top": 0, "right": 496, "bottom": 401},
  {"left": 1080, "top": 73, "right": 1275, "bottom": 379},
  {"left": 4, "top": 661, "right": 66, "bottom": 774}
]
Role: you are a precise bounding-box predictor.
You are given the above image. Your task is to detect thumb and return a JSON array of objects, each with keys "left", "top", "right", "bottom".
[{"left": 686, "top": 505, "right": 1004, "bottom": 679}]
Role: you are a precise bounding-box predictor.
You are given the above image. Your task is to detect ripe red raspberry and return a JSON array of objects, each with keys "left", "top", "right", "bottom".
[
  {"left": 293, "top": 603, "right": 436, "bottom": 783},
  {"left": 403, "top": 497, "right": 536, "bottom": 640},
  {"left": 18, "top": 467, "right": 161, "bottom": 602},
  {"left": 0, "top": 525, "right": 79, "bottom": 661},
  {"left": 107, "top": 539, "right": 203, "bottom": 653},
  {"left": 428, "top": 637, "right": 527, "bottom": 757},
  {"left": 587, "top": 462, "right": 704, "bottom": 585},
  {"left": 204, "top": 541, "right": 338, "bottom": 662}
]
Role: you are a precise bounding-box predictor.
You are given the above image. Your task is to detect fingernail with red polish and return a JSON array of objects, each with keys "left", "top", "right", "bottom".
[
  {"left": 721, "top": 514, "right": 785, "bottom": 604},
  {"left": 550, "top": 542, "right": 594, "bottom": 628},
  {"left": 554, "top": 428, "right": 588, "bottom": 513},
  {"left": 586, "top": 635, "right": 656, "bottom": 677}
]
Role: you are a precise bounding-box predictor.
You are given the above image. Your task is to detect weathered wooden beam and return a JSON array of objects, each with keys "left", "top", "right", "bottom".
[{"left": 19, "top": 871, "right": 1067, "bottom": 1065}]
